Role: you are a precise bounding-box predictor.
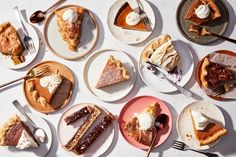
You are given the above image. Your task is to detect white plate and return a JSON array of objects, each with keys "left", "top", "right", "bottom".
[
  {"left": 44, "top": 5, "right": 98, "bottom": 60},
  {"left": 57, "top": 103, "right": 115, "bottom": 157},
  {"left": 0, "top": 113, "right": 52, "bottom": 157},
  {"left": 0, "top": 20, "right": 39, "bottom": 69},
  {"left": 138, "top": 36, "right": 194, "bottom": 93},
  {"left": 84, "top": 49, "right": 136, "bottom": 102},
  {"left": 107, "top": 0, "right": 155, "bottom": 44},
  {"left": 177, "top": 101, "right": 226, "bottom": 150}
]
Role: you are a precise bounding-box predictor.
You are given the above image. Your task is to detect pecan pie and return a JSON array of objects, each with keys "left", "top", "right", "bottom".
[
  {"left": 0, "top": 115, "right": 38, "bottom": 149},
  {"left": 95, "top": 55, "right": 130, "bottom": 88},
  {"left": 55, "top": 7, "right": 84, "bottom": 51}
]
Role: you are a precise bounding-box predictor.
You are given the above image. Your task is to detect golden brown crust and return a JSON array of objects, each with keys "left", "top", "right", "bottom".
[
  {"left": 200, "top": 58, "right": 210, "bottom": 89},
  {"left": 199, "top": 128, "right": 227, "bottom": 146}
]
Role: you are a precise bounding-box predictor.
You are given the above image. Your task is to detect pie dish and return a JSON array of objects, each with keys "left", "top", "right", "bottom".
[
  {"left": 185, "top": 0, "right": 221, "bottom": 25},
  {"left": 190, "top": 109, "right": 227, "bottom": 146},
  {"left": 114, "top": 2, "right": 148, "bottom": 31},
  {"left": 0, "top": 115, "right": 38, "bottom": 149},
  {"left": 124, "top": 103, "right": 158, "bottom": 146},
  {"left": 0, "top": 22, "right": 24, "bottom": 65},
  {"left": 95, "top": 55, "right": 130, "bottom": 88},
  {"left": 55, "top": 7, "right": 85, "bottom": 51}
]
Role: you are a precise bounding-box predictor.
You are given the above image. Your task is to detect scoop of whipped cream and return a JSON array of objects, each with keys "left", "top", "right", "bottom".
[
  {"left": 136, "top": 112, "right": 155, "bottom": 130},
  {"left": 40, "top": 73, "right": 62, "bottom": 94},
  {"left": 16, "top": 130, "right": 38, "bottom": 149},
  {"left": 35, "top": 128, "right": 46, "bottom": 143},
  {"left": 195, "top": 4, "right": 210, "bottom": 19},
  {"left": 191, "top": 110, "right": 210, "bottom": 130},
  {"left": 62, "top": 9, "right": 78, "bottom": 23},
  {"left": 126, "top": 11, "right": 141, "bottom": 26}
]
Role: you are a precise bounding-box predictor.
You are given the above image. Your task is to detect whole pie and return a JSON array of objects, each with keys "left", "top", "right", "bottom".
[
  {"left": 185, "top": 0, "right": 221, "bottom": 25},
  {"left": 124, "top": 103, "right": 158, "bottom": 146},
  {"left": 55, "top": 7, "right": 85, "bottom": 51},
  {"left": 190, "top": 109, "right": 227, "bottom": 146},
  {"left": 0, "top": 115, "right": 38, "bottom": 149},
  {"left": 200, "top": 58, "right": 236, "bottom": 89},
  {"left": 0, "top": 22, "right": 24, "bottom": 64},
  {"left": 95, "top": 55, "right": 130, "bottom": 88},
  {"left": 114, "top": 2, "right": 148, "bottom": 31}
]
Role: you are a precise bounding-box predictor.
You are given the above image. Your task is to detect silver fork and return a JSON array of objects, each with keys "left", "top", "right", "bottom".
[
  {"left": 0, "top": 65, "right": 51, "bottom": 88},
  {"left": 13, "top": 6, "right": 36, "bottom": 54},
  {"left": 136, "top": 0, "right": 151, "bottom": 31},
  {"left": 210, "top": 85, "right": 226, "bottom": 97},
  {"left": 172, "top": 141, "right": 218, "bottom": 157}
]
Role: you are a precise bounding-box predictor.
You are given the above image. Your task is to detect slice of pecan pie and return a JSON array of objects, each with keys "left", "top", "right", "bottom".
[{"left": 95, "top": 55, "right": 130, "bottom": 88}]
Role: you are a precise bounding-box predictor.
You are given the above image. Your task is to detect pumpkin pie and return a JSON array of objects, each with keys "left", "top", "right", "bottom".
[
  {"left": 0, "top": 115, "right": 38, "bottom": 149},
  {"left": 95, "top": 55, "right": 130, "bottom": 89},
  {"left": 124, "top": 103, "right": 158, "bottom": 146},
  {"left": 190, "top": 109, "right": 227, "bottom": 146},
  {"left": 114, "top": 2, "right": 148, "bottom": 31},
  {"left": 55, "top": 7, "right": 85, "bottom": 51},
  {"left": 185, "top": 0, "right": 221, "bottom": 25}
]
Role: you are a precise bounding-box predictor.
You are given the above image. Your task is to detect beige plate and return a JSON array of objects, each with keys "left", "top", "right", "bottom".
[
  {"left": 23, "top": 61, "right": 75, "bottom": 113},
  {"left": 43, "top": 5, "right": 99, "bottom": 60}
]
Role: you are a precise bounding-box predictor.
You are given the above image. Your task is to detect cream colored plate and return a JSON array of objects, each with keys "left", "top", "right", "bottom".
[
  {"left": 177, "top": 101, "right": 226, "bottom": 150},
  {"left": 83, "top": 49, "right": 136, "bottom": 102},
  {"left": 107, "top": 0, "right": 155, "bottom": 44},
  {"left": 44, "top": 5, "right": 98, "bottom": 60}
]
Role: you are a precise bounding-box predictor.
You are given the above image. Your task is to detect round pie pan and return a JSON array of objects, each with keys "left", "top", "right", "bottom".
[{"left": 196, "top": 50, "right": 236, "bottom": 100}]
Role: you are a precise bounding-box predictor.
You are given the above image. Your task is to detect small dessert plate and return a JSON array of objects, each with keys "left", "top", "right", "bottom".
[
  {"left": 177, "top": 101, "right": 226, "bottom": 150},
  {"left": 57, "top": 103, "right": 115, "bottom": 157},
  {"left": 119, "top": 95, "right": 172, "bottom": 149},
  {"left": 83, "top": 49, "right": 136, "bottom": 102},
  {"left": 0, "top": 113, "right": 52, "bottom": 157},
  {"left": 44, "top": 5, "right": 98, "bottom": 60},
  {"left": 107, "top": 0, "right": 155, "bottom": 44},
  {"left": 138, "top": 36, "right": 194, "bottom": 93},
  {"left": 0, "top": 19, "right": 39, "bottom": 69},
  {"left": 23, "top": 61, "right": 75, "bottom": 113}
]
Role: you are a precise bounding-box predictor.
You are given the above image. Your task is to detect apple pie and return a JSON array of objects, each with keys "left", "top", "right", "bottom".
[
  {"left": 55, "top": 7, "right": 85, "bottom": 51},
  {"left": 124, "top": 103, "right": 158, "bottom": 146},
  {"left": 114, "top": 2, "right": 148, "bottom": 31},
  {"left": 95, "top": 55, "right": 130, "bottom": 88},
  {"left": 0, "top": 22, "right": 24, "bottom": 65},
  {"left": 0, "top": 115, "right": 38, "bottom": 149},
  {"left": 190, "top": 109, "right": 227, "bottom": 146}
]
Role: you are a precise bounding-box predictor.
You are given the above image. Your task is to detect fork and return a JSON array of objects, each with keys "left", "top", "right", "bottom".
[
  {"left": 210, "top": 85, "right": 226, "bottom": 97},
  {"left": 136, "top": 0, "right": 151, "bottom": 31},
  {"left": 13, "top": 6, "right": 36, "bottom": 54},
  {"left": 0, "top": 65, "right": 51, "bottom": 88},
  {"left": 172, "top": 141, "right": 218, "bottom": 157}
]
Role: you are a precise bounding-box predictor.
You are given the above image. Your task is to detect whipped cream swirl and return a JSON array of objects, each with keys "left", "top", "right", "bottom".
[
  {"left": 40, "top": 73, "right": 62, "bottom": 94},
  {"left": 62, "top": 9, "right": 78, "bottom": 23},
  {"left": 191, "top": 110, "right": 210, "bottom": 130},
  {"left": 16, "top": 130, "right": 38, "bottom": 149},
  {"left": 195, "top": 4, "right": 210, "bottom": 19},
  {"left": 137, "top": 112, "right": 155, "bottom": 130},
  {"left": 126, "top": 11, "right": 141, "bottom": 26}
]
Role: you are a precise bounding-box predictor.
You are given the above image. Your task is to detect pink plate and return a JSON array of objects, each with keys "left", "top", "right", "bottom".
[{"left": 119, "top": 95, "right": 172, "bottom": 149}]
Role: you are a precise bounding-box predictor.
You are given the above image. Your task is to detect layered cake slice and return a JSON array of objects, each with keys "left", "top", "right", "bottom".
[{"left": 0, "top": 115, "right": 38, "bottom": 149}]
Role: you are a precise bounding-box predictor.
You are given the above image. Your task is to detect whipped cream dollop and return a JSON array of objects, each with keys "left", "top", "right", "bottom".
[
  {"left": 137, "top": 112, "right": 155, "bottom": 130},
  {"left": 62, "top": 9, "right": 78, "bottom": 23},
  {"left": 35, "top": 129, "right": 46, "bottom": 143},
  {"left": 126, "top": 11, "right": 141, "bottom": 26},
  {"left": 195, "top": 4, "right": 210, "bottom": 19},
  {"left": 40, "top": 73, "right": 62, "bottom": 94},
  {"left": 191, "top": 110, "right": 210, "bottom": 130},
  {"left": 16, "top": 130, "right": 38, "bottom": 149}
]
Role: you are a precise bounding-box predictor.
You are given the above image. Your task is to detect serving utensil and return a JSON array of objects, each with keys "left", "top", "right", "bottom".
[
  {"left": 172, "top": 140, "right": 218, "bottom": 157},
  {"left": 0, "top": 65, "right": 51, "bottom": 88},
  {"left": 145, "top": 114, "right": 168, "bottom": 157},
  {"left": 13, "top": 100, "right": 47, "bottom": 143},
  {"left": 136, "top": 0, "right": 151, "bottom": 31},
  {"left": 30, "top": 0, "right": 65, "bottom": 23}
]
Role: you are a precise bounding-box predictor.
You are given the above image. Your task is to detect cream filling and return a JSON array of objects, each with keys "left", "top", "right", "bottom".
[
  {"left": 191, "top": 110, "right": 210, "bottom": 130},
  {"left": 195, "top": 4, "right": 210, "bottom": 19},
  {"left": 16, "top": 130, "right": 38, "bottom": 149},
  {"left": 126, "top": 11, "right": 141, "bottom": 26}
]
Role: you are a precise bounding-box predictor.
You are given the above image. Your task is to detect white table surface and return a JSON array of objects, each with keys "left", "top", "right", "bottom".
[{"left": 0, "top": 0, "right": 236, "bottom": 157}]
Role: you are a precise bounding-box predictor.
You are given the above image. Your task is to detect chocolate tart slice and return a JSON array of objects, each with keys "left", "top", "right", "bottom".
[{"left": 0, "top": 115, "right": 38, "bottom": 149}]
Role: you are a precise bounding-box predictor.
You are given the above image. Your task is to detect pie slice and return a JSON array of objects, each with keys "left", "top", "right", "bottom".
[
  {"left": 0, "top": 115, "right": 39, "bottom": 149},
  {"left": 190, "top": 109, "right": 227, "bottom": 146},
  {"left": 185, "top": 0, "right": 221, "bottom": 25},
  {"left": 55, "top": 7, "right": 85, "bottom": 51},
  {"left": 0, "top": 22, "right": 24, "bottom": 65},
  {"left": 95, "top": 55, "right": 130, "bottom": 89},
  {"left": 200, "top": 58, "right": 236, "bottom": 89},
  {"left": 114, "top": 2, "right": 148, "bottom": 31},
  {"left": 124, "top": 103, "right": 158, "bottom": 146}
]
